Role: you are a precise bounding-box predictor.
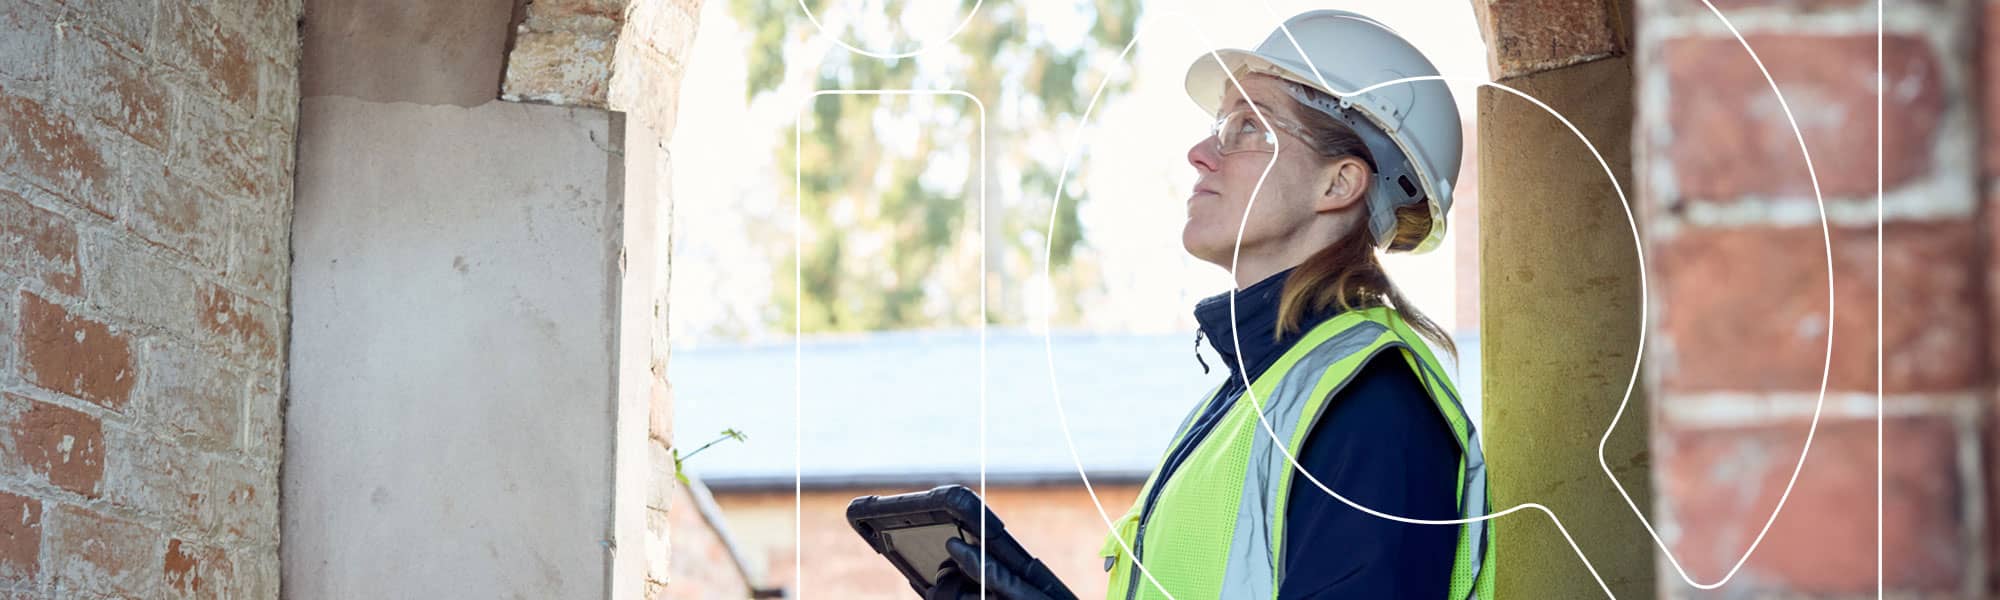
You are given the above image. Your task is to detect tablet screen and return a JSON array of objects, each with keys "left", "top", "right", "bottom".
[{"left": 885, "top": 521, "right": 973, "bottom": 584}]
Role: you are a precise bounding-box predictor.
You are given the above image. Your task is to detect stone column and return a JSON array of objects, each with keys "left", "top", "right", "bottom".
[{"left": 1472, "top": 0, "right": 1656, "bottom": 596}]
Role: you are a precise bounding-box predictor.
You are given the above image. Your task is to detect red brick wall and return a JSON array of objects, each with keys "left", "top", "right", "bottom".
[
  {"left": 664, "top": 481, "right": 756, "bottom": 599},
  {"left": 711, "top": 483, "right": 1144, "bottom": 599},
  {"left": 0, "top": 0, "right": 298, "bottom": 596},
  {"left": 1636, "top": 0, "right": 1983, "bottom": 595}
]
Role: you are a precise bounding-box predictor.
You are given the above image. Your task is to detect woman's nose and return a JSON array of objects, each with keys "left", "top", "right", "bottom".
[{"left": 1187, "top": 135, "right": 1220, "bottom": 173}]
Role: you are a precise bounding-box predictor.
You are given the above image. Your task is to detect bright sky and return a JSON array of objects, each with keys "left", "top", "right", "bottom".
[{"left": 665, "top": 0, "right": 1490, "bottom": 346}]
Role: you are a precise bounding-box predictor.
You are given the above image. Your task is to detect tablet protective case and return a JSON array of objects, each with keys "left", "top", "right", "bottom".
[{"left": 846, "top": 485, "right": 1073, "bottom": 599}]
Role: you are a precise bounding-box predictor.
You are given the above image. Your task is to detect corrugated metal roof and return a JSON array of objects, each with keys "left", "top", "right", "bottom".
[{"left": 670, "top": 329, "right": 1480, "bottom": 489}]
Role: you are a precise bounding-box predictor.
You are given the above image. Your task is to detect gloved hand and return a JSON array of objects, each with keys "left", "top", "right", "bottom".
[{"left": 943, "top": 537, "right": 1079, "bottom": 600}]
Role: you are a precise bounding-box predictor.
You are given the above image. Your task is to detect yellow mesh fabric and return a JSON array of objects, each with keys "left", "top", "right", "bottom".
[
  {"left": 1128, "top": 404, "right": 1255, "bottom": 599},
  {"left": 1104, "top": 309, "right": 1494, "bottom": 600}
]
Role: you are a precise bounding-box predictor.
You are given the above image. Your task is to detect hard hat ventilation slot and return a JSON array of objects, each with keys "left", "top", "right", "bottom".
[{"left": 1397, "top": 175, "right": 1419, "bottom": 198}]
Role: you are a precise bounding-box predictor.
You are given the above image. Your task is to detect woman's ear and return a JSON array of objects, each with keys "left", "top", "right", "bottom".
[{"left": 1314, "top": 156, "right": 1370, "bottom": 213}]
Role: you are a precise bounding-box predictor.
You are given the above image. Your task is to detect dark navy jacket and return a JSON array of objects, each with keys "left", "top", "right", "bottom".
[{"left": 1157, "top": 267, "right": 1461, "bottom": 599}]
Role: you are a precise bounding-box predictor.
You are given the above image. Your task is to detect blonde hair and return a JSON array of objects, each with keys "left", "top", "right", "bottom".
[{"left": 1272, "top": 85, "right": 1456, "bottom": 358}]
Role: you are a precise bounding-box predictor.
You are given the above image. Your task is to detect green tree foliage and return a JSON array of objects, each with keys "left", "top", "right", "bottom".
[{"left": 733, "top": 0, "right": 1143, "bottom": 333}]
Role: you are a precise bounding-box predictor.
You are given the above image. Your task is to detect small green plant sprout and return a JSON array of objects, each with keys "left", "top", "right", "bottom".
[{"left": 671, "top": 428, "right": 748, "bottom": 486}]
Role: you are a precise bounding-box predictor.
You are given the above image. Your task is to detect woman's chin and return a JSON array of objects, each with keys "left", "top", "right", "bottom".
[{"left": 1181, "top": 228, "right": 1220, "bottom": 265}]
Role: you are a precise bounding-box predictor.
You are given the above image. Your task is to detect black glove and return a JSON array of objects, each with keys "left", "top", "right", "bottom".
[{"left": 943, "top": 537, "right": 1079, "bottom": 600}]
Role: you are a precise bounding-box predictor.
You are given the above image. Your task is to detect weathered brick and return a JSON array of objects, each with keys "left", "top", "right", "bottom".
[
  {"left": 647, "top": 440, "right": 674, "bottom": 511},
  {"left": 622, "top": 0, "right": 702, "bottom": 73},
  {"left": 501, "top": 30, "right": 615, "bottom": 107},
  {"left": 0, "top": 0, "right": 292, "bottom": 589},
  {"left": 0, "top": 189, "right": 81, "bottom": 296},
  {"left": 1990, "top": 1, "right": 2000, "bottom": 176},
  {"left": 18, "top": 291, "right": 136, "bottom": 410},
  {"left": 134, "top": 340, "right": 243, "bottom": 452},
  {"left": 48, "top": 0, "right": 158, "bottom": 54},
  {"left": 0, "top": 292, "right": 12, "bottom": 391},
  {"left": 1660, "top": 34, "right": 1943, "bottom": 201},
  {"left": 82, "top": 234, "right": 202, "bottom": 337},
  {"left": 1474, "top": 0, "right": 1624, "bottom": 80},
  {"left": 169, "top": 99, "right": 269, "bottom": 201},
  {"left": 99, "top": 426, "right": 199, "bottom": 530},
  {"left": 197, "top": 283, "right": 277, "bottom": 364},
  {"left": 126, "top": 163, "right": 232, "bottom": 270},
  {"left": 645, "top": 505, "right": 669, "bottom": 588},
  {"left": 72, "top": 37, "right": 171, "bottom": 152},
  {"left": 1640, "top": 0, "right": 1874, "bottom": 16},
  {"left": 42, "top": 27, "right": 169, "bottom": 151},
  {"left": 669, "top": 0, "right": 704, "bottom": 39},
  {"left": 247, "top": 120, "right": 289, "bottom": 203},
  {"left": 1991, "top": 198, "right": 2000, "bottom": 404},
  {"left": 524, "top": 0, "right": 626, "bottom": 34},
  {"left": 1, "top": 393, "right": 105, "bottom": 498},
  {"left": 201, "top": 457, "right": 273, "bottom": 546},
  {"left": 1658, "top": 416, "right": 1962, "bottom": 593},
  {"left": 164, "top": 538, "right": 229, "bottom": 599},
  {"left": 45, "top": 504, "right": 161, "bottom": 597},
  {"left": 1656, "top": 221, "right": 1983, "bottom": 394},
  {"left": 100, "top": 429, "right": 271, "bottom": 545},
  {"left": 0, "top": 3, "right": 57, "bottom": 84},
  {"left": 609, "top": 44, "right": 685, "bottom": 135},
  {"left": 254, "top": 56, "right": 296, "bottom": 125},
  {"left": 207, "top": 0, "right": 295, "bottom": 54},
  {"left": 0, "top": 88, "right": 114, "bottom": 217},
  {"left": 648, "top": 378, "right": 671, "bottom": 446},
  {"left": 0, "top": 491, "right": 39, "bottom": 586},
  {"left": 155, "top": 1, "right": 256, "bottom": 115},
  {"left": 261, "top": 120, "right": 292, "bottom": 199},
  {"left": 1991, "top": 396, "right": 2000, "bottom": 594},
  {"left": 227, "top": 194, "right": 288, "bottom": 295},
  {"left": 240, "top": 373, "right": 280, "bottom": 465},
  {"left": 229, "top": 547, "right": 276, "bottom": 599}
]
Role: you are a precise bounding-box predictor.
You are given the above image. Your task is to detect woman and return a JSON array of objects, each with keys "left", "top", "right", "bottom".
[{"left": 945, "top": 10, "right": 1494, "bottom": 600}]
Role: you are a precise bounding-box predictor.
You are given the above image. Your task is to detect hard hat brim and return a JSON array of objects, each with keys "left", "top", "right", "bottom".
[{"left": 1183, "top": 49, "right": 1335, "bottom": 118}]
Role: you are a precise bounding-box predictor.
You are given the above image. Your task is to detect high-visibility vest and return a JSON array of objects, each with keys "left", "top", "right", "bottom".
[{"left": 1100, "top": 306, "right": 1495, "bottom": 599}]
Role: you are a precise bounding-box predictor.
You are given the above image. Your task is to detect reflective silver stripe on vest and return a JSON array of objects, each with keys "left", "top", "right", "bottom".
[
  {"left": 1217, "top": 320, "right": 1491, "bottom": 599},
  {"left": 1218, "top": 320, "right": 1386, "bottom": 599}
]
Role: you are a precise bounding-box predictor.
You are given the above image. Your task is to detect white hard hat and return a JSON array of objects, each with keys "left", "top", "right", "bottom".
[{"left": 1185, "top": 9, "right": 1463, "bottom": 254}]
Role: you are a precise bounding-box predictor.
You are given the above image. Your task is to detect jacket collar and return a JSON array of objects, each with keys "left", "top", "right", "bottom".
[{"left": 1193, "top": 267, "right": 1343, "bottom": 382}]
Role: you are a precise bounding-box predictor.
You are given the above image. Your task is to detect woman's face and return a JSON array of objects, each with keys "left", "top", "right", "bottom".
[{"left": 1182, "top": 75, "right": 1351, "bottom": 271}]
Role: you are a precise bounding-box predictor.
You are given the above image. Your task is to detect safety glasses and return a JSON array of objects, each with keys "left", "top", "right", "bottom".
[{"left": 1209, "top": 109, "right": 1322, "bottom": 156}]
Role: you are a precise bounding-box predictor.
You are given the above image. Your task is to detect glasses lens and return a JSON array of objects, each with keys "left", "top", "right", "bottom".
[{"left": 1216, "top": 111, "right": 1274, "bottom": 154}]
